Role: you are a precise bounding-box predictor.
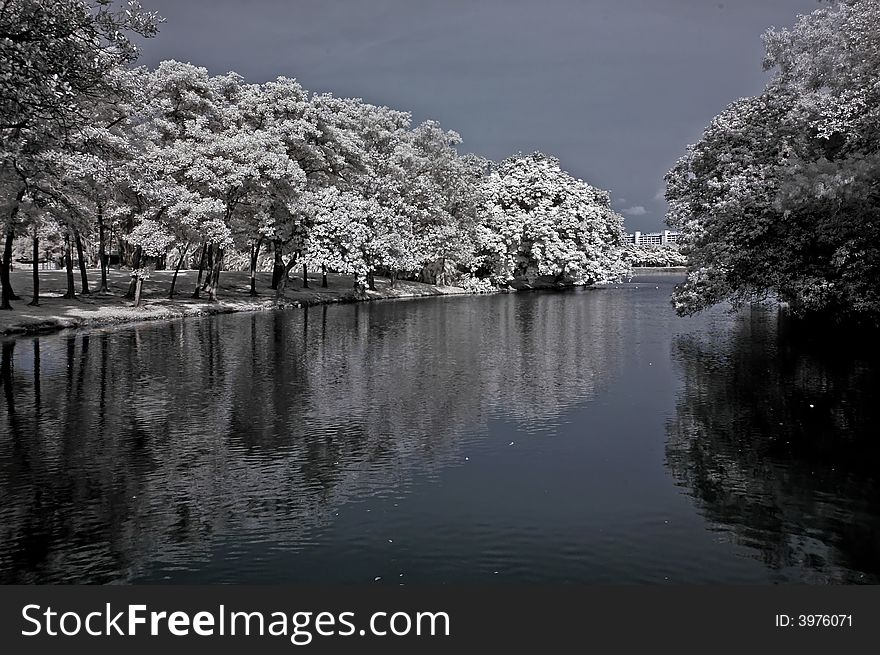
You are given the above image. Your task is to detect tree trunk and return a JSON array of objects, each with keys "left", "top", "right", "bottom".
[
  {"left": 28, "top": 235, "right": 39, "bottom": 306},
  {"left": 206, "top": 246, "right": 223, "bottom": 302},
  {"left": 169, "top": 242, "right": 190, "bottom": 299},
  {"left": 192, "top": 241, "right": 208, "bottom": 298},
  {"left": 0, "top": 189, "right": 24, "bottom": 309},
  {"left": 120, "top": 212, "right": 136, "bottom": 266},
  {"left": 0, "top": 232, "right": 12, "bottom": 310},
  {"left": 3, "top": 228, "right": 21, "bottom": 302},
  {"left": 63, "top": 231, "right": 76, "bottom": 300},
  {"left": 97, "top": 199, "right": 109, "bottom": 292},
  {"left": 367, "top": 270, "right": 375, "bottom": 291},
  {"left": 74, "top": 229, "right": 91, "bottom": 295},
  {"left": 124, "top": 245, "right": 142, "bottom": 299},
  {"left": 249, "top": 237, "right": 263, "bottom": 297},
  {"left": 274, "top": 255, "right": 299, "bottom": 303},
  {"left": 437, "top": 256, "right": 447, "bottom": 286},
  {"left": 201, "top": 243, "right": 214, "bottom": 292},
  {"left": 0, "top": 259, "right": 11, "bottom": 309},
  {"left": 271, "top": 239, "right": 283, "bottom": 289},
  {"left": 132, "top": 276, "right": 144, "bottom": 307},
  {"left": 117, "top": 235, "right": 127, "bottom": 269},
  {"left": 321, "top": 265, "right": 328, "bottom": 288},
  {"left": 390, "top": 269, "right": 396, "bottom": 288},
  {"left": 107, "top": 218, "right": 114, "bottom": 270},
  {"left": 302, "top": 263, "right": 309, "bottom": 289}
]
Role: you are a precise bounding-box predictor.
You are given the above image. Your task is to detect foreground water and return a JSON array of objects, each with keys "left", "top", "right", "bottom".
[{"left": 0, "top": 272, "right": 878, "bottom": 584}]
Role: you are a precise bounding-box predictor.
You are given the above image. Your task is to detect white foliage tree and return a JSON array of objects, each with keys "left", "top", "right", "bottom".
[{"left": 477, "top": 152, "right": 629, "bottom": 285}]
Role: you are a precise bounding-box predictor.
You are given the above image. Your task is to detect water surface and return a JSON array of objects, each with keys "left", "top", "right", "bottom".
[{"left": 1, "top": 273, "right": 877, "bottom": 584}]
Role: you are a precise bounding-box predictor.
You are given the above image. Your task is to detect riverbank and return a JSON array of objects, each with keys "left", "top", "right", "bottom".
[
  {"left": 0, "top": 267, "right": 679, "bottom": 336},
  {"left": 0, "top": 269, "right": 470, "bottom": 336},
  {"left": 629, "top": 266, "right": 687, "bottom": 273}
]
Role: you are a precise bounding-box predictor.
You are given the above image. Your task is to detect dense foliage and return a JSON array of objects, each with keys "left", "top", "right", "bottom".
[
  {"left": 476, "top": 153, "right": 629, "bottom": 285},
  {"left": 665, "top": 0, "right": 880, "bottom": 322},
  {"left": 624, "top": 243, "right": 686, "bottom": 268},
  {"left": 0, "top": 1, "right": 629, "bottom": 308}
]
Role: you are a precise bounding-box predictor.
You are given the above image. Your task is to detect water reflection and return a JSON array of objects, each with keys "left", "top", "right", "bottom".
[
  {"left": 0, "top": 290, "right": 625, "bottom": 583},
  {"left": 666, "top": 309, "right": 880, "bottom": 583}
]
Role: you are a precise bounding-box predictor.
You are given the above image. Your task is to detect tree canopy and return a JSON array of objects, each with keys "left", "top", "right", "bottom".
[
  {"left": 666, "top": 0, "right": 880, "bottom": 323},
  {"left": 477, "top": 152, "right": 628, "bottom": 285},
  {"left": 1, "top": 1, "right": 630, "bottom": 310}
]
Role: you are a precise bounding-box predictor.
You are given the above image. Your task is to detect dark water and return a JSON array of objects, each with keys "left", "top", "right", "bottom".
[{"left": 1, "top": 273, "right": 878, "bottom": 584}]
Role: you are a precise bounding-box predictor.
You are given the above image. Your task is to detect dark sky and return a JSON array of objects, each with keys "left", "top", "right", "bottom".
[{"left": 134, "top": 0, "right": 821, "bottom": 233}]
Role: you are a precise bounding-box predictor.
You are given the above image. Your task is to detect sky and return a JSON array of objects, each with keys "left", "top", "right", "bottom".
[{"left": 134, "top": 0, "right": 822, "bottom": 233}]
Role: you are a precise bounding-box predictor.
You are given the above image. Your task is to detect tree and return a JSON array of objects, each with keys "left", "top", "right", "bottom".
[
  {"left": 21, "top": 210, "right": 59, "bottom": 306},
  {"left": 624, "top": 243, "right": 687, "bottom": 268},
  {"left": 198, "top": 80, "right": 312, "bottom": 300},
  {"left": 477, "top": 152, "right": 629, "bottom": 285},
  {"left": 125, "top": 218, "right": 173, "bottom": 306},
  {"left": 0, "top": 0, "right": 159, "bottom": 309},
  {"left": 0, "top": 0, "right": 159, "bottom": 144},
  {"left": 0, "top": 166, "right": 26, "bottom": 308},
  {"left": 47, "top": 70, "right": 145, "bottom": 294},
  {"left": 121, "top": 62, "right": 237, "bottom": 300},
  {"left": 377, "top": 121, "right": 487, "bottom": 285},
  {"left": 303, "top": 186, "right": 388, "bottom": 294},
  {"left": 665, "top": 92, "right": 795, "bottom": 315},
  {"left": 666, "top": 0, "right": 880, "bottom": 322}
]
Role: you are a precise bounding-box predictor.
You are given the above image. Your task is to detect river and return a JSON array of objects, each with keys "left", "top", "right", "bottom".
[{"left": 1, "top": 272, "right": 877, "bottom": 584}]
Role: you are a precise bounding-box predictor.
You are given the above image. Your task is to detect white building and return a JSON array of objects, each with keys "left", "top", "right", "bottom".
[{"left": 629, "top": 230, "right": 679, "bottom": 246}]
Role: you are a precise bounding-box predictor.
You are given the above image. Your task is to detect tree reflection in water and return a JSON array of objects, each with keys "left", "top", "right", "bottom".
[
  {"left": 0, "top": 290, "right": 625, "bottom": 583},
  {"left": 666, "top": 308, "right": 880, "bottom": 583}
]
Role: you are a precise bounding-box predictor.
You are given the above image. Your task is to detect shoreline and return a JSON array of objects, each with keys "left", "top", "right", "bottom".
[
  {"left": 0, "top": 267, "right": 682, "bottom": 338},
  {"left": 0, "top": 269, "right": 478, "bottom": 337},
  {"left": 628, "top": 266, "right": 687, "bottom": 273}
]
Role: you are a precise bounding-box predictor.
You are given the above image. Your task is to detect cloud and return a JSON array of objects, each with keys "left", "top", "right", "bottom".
[
  {"left": 654, "top": 187, "right": 667, "bottom": 202},
  {"left": 621, "top": 205, "right": 647, "bottom": 216},
  {"left": 613, "top": 197, "right": 628, "bottom": 205}
]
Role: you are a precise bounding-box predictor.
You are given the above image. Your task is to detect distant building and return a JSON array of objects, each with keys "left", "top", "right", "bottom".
[{"left": 629, "top": 230, "right": 679, "bottom": 247}]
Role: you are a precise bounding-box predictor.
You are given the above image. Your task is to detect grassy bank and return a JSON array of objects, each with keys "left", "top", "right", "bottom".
[{"left": 0, "top": 268, "right": 470, "bottom": 336}]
